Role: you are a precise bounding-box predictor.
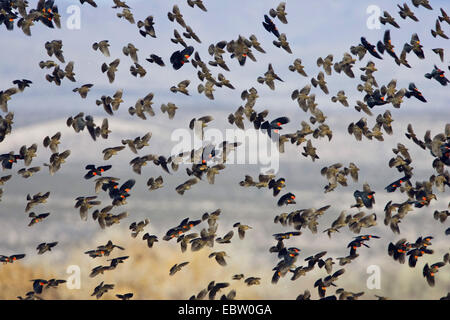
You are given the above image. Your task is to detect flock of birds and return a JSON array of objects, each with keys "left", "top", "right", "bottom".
[{"left": 0, "top": 0, "right": 449, "bottom": 300}]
